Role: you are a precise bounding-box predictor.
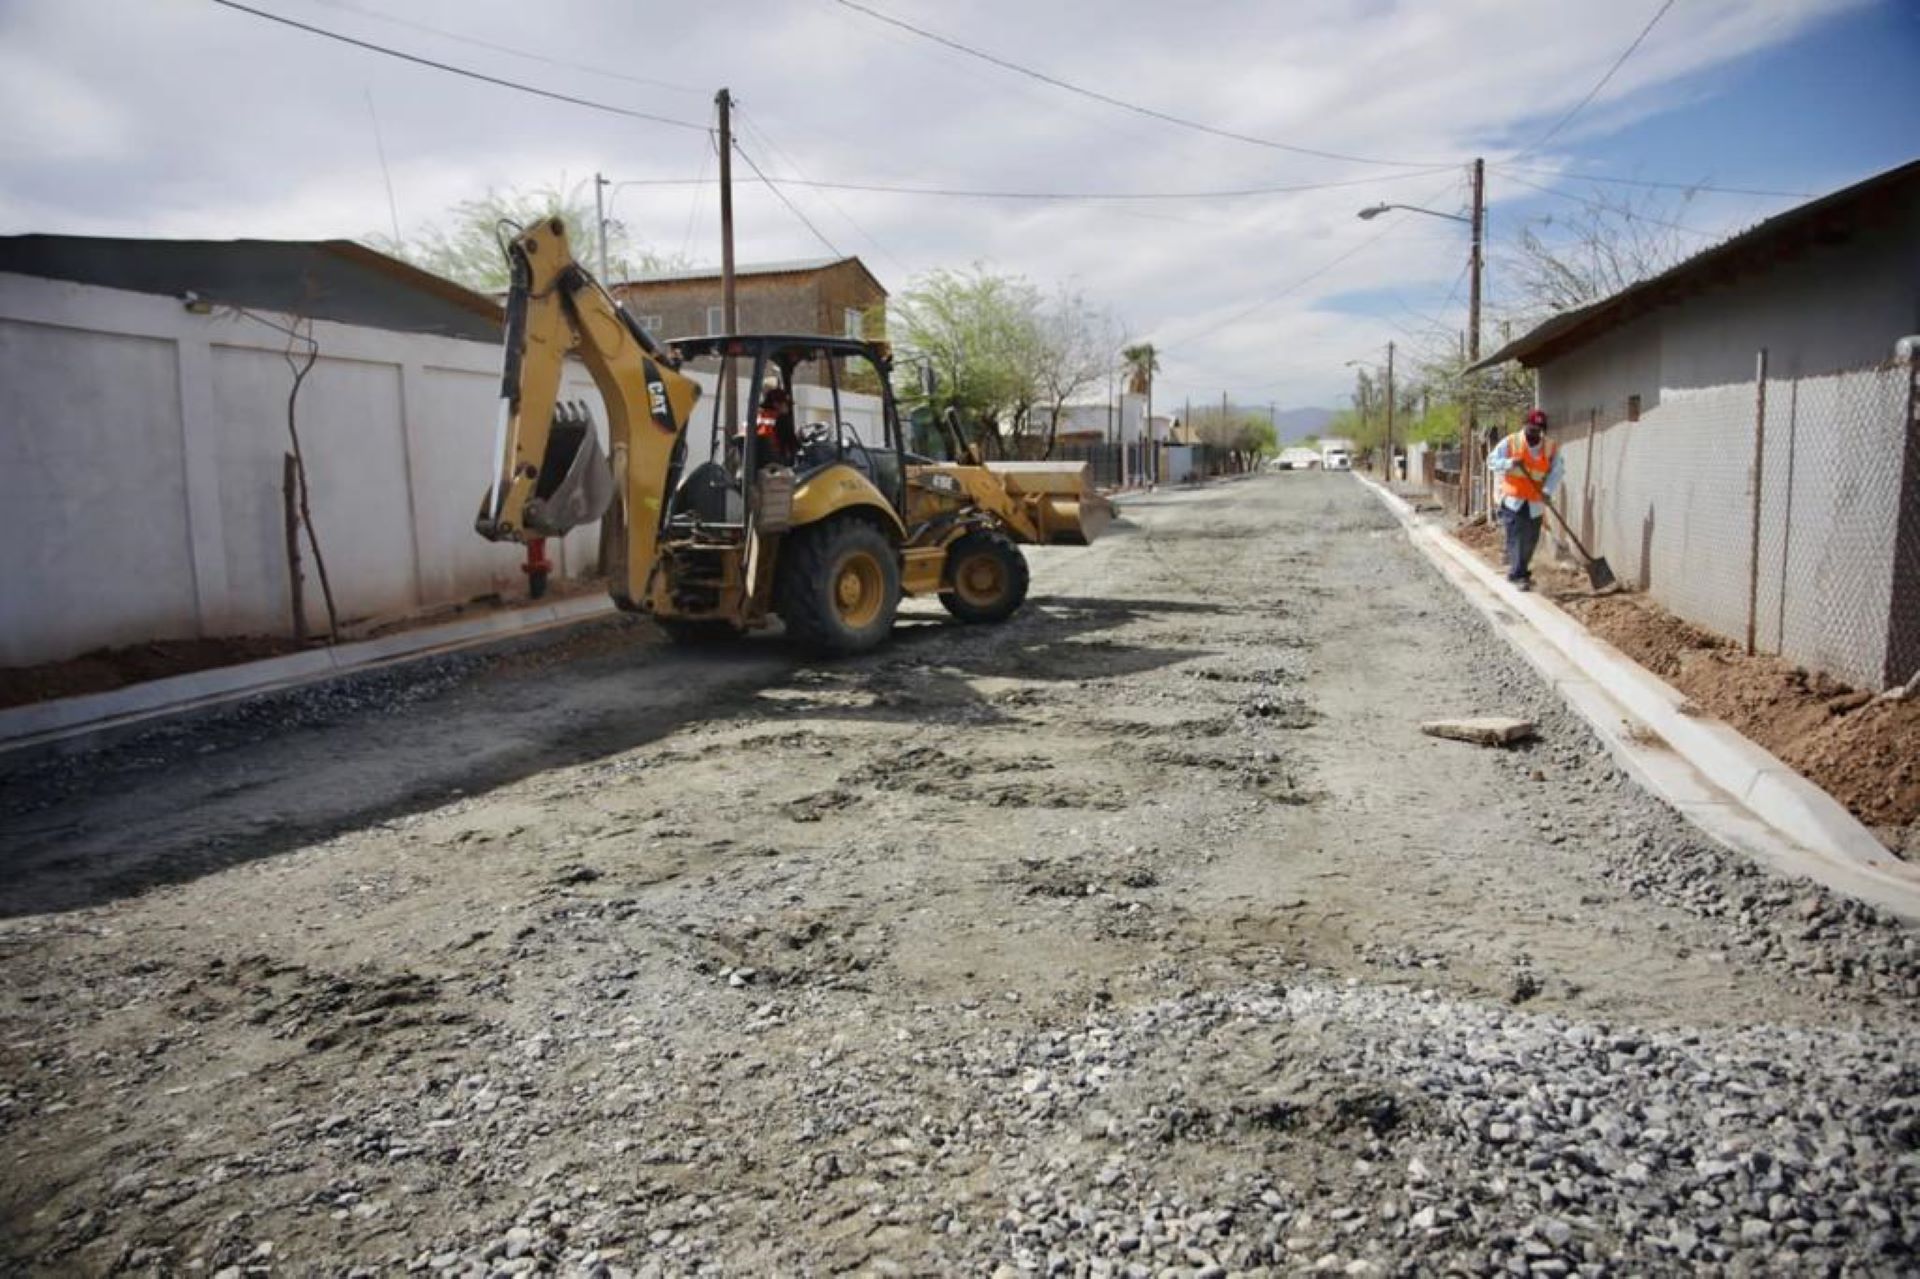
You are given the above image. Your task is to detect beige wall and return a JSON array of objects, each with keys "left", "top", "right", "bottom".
[{"left": 614, "top": 261, "right": 885, "bottom": 342}]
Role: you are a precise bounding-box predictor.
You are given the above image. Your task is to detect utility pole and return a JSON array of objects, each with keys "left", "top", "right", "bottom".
[
  {"left": 593, "top": 172, "right": 611, "bottom": 283},
  {"left": 1385, "top": 341, "right": 1396, "bottom": 483},
  {"left": 716, "top": 88, "right": 738, "bottom": 430},
  {"left": 1464, "top": 156, "right": 1484, "bottom": 516}
]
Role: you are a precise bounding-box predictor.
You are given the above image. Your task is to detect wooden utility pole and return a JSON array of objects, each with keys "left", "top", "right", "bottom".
[
  {"left": 717, "top": 88, "right": 738, "bottom": 429},
  {"left": 1464, "top": 156, "right": 1485, "bottom": 516}
]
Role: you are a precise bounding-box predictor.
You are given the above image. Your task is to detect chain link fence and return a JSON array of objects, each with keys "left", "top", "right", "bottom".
[{"left": 1549, "top": 353, "right": 1918, "bottom": 691}]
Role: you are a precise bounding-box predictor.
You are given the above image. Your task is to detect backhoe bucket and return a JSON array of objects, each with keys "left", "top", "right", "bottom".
[
  {"left": 480, "top": 401, "right": 615, "bottom": 539},
  {"left": 985, "top": 461, "right": 1114, "bottom": 546}
]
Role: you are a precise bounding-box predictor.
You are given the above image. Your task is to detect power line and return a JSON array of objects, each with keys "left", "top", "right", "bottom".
[
  {"left": 1165, "top": 223, "right": 1408, "bottom": 349},
  {"left": 292, "top": 0, "right": 705, "bottom": 95},
  {"left": 763, "top": 166, "right": 1461, "bottom": 201},
  {"left": 546, "top": 165, "right": 1455, "bottom": 203},
  {"left": 735, "top": 108, "right": 909, "bottom": 274},
  {"left": 1498, "top": 171, "right": 1722, "bottom": 239},
  {"left": 1494, "top": 162, "right": 1812, "bottom": 200},
  {"left": 206, "top": 0, "right": 710, "bottom": 132},
  {"left": 731, "top": 139, "right": 846, "bottom": 259},
  {"left": 678, "top": 121, "right": 717, "bottom": 263},
  {"left": 1510, "top": 0, "right": 1676, "bottom": 161},
  {"left": 1165, "top": 173, "right": 1466, "bottom": 348},
  {"left": 831, "top": 0, "right": 1447, "bottom": 169}
]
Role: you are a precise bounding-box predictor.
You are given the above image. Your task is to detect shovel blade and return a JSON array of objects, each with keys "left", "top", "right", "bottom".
[{"left": 1586, "top": 556, "right": 1618, "bottom": 592}]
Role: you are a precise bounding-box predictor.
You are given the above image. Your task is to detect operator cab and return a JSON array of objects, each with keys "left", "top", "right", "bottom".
[{"left": 662, "top": 335, "right": 905, "bottom": 533}]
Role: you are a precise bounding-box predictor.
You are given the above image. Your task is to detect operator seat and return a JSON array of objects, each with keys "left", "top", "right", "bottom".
[{"left": 668, "top": 461, "right": 742, "bottom": 524}]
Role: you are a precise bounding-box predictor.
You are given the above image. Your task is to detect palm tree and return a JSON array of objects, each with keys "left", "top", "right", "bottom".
[{"left": 1121, "top": 343, "right": 1160, "bottom": 482}]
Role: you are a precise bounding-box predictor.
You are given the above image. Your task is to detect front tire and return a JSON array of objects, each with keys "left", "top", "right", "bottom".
[
  {"left": 938, "top": 531, "right": 1029, "bottom": 623},
  {"left": 777, "top": 519, "right": 901, "bottom": 655}
]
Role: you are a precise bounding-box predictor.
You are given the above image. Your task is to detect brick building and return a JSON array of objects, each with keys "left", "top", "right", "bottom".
[{"left": 611, "top": 256, "right": 887, "bottom": 344}]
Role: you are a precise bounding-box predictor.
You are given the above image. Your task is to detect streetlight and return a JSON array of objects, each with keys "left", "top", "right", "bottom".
[
  {"left": 595, "top": 172, "right": 696, "bottom": 284},
  {"left": 1357, "top": 158, "right": 1484, "bottom": 515},
  {"left": 1356, "top": 202, "right": 1470, "bottom": 224}
]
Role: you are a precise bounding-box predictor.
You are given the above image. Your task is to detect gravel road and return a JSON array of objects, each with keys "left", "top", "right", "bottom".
[{"left": 3, "top": 473, "right": 1915, "bottom": 1277}]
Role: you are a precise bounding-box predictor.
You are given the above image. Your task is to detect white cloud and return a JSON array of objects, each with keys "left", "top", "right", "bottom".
[{"left": 0, "top": 0, "right": 1878, "bottom": 406}]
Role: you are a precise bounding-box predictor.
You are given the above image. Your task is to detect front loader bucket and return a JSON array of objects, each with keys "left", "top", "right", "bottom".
[{"left": 985, "top": 461, "right": 1114, "bottom": 546}]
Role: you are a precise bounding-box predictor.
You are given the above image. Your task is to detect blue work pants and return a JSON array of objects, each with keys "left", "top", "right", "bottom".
[{"left": 1501, "top": 503, "right": 1542, "bottom": 582}]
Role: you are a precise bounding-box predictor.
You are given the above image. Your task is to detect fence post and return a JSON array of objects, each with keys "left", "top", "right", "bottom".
[
  {"left": 1888, "top": 345, "right": 1920, "bottom": 687},
  {"left": 1746, "top": 348, "right": 1769, "bottom": 656}
]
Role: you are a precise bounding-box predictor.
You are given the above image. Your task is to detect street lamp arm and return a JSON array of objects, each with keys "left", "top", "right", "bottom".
[{"left": 1356, "top": 202, "right": 1471, "bottom": 224}]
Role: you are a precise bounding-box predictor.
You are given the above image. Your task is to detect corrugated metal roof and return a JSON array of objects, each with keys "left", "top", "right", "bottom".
[
  {"left": 613, "top": 255, "right": 887, "bottom": 296},
  {"left": 0, "top": 235, "right": 504, "bottom": 341},
  {"left": 1470, "top": 158, "right": 1920, "bottom": 372}
]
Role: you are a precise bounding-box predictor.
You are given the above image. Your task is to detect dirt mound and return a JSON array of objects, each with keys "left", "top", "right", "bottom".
[
  {"left": 0, "top": 636, "right": 300, "bottom": 709},
  {"left": 1452, "top": 516, "right": 1919, "bottom": 846}
]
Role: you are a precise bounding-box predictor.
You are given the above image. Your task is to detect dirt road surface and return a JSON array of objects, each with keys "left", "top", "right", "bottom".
[{"left": 4, "top": 474, "right": 1916, "bottom": 1276}]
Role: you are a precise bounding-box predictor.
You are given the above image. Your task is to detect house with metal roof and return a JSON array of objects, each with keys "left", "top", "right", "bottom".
[
  {"left": 0, "top": 234, "right": 503, "bottom": 341},
  {"left": 610, "top": 255, "right": 886, "bottom": 344},
  {"left": 1470, "top": 158, "right": 1920, "bottom": 691}
]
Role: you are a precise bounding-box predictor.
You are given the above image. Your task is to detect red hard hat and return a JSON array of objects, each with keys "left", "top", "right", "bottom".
[{"left": 1525, "top": 408, "right": 1548, "bottom": 426}]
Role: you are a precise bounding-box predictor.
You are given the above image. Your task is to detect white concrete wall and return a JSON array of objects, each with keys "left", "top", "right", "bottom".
[
  {"left": 1163, "top": 446, "right": 1202, "bottom": 484},
  {"left": 0, "top": 272, "right": 882, "bottom": 665}
]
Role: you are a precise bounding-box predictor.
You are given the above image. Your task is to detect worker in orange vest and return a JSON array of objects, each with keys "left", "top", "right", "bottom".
[
  {"left": 1486, "top": 408, "right": 1563, "bottom": 591},
  {"left": 754, "top": 377, "right": 798, "bottom": 467}
]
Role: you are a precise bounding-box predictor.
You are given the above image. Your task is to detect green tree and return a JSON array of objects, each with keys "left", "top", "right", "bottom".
[
  {"left": 893, "top": 266, "right": 1036, "bottom": 454},
  {"left": 1121, "top": 342, "right": 1160, "bottom": 448},
  {"left": 367, "top": 178, "right": 686, "bottom": 293},
  {"left": 1188, "top": 406, "right": 1276, "bottom": 470},
  {"left": 895, "top": 266, "right": 1121, "bottom": 458}
]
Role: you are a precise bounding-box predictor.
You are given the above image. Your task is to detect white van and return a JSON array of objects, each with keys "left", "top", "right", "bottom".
[{"left": 1323, "top": 448, "right": 1352, "bottom": 471}]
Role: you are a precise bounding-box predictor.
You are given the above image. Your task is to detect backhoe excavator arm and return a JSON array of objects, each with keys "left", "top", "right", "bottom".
[{"left": 475, "top": 216, "right": 701, "bottom": 610}]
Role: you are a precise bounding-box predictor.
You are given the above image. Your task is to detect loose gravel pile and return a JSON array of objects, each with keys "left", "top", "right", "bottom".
[
  {"left": 5, "top": 476, "right": 1916, "bottom": 1277},
  {"left": 379, "top": 975, "right": 1918, "bottom": 1277}
]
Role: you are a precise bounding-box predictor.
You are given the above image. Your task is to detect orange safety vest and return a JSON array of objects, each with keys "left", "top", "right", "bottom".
[{"left": 1501, "top": 432, "right": 1556, "bottom": 504}]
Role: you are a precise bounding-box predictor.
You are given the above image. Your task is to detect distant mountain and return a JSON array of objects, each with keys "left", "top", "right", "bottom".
[
  {"left": 1190, "top": 403, "right": 1339, "bottom": 446},
  {"left": 1274, "top": 406, "right": 1336, "bottom": 444}
]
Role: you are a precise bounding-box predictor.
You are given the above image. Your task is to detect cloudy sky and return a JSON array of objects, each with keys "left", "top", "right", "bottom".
[{"left": 2, "top": 0, "right": 1915, "bottom": 408}]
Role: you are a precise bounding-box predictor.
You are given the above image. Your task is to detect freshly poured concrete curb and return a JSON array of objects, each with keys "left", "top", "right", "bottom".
[
  {"left": 1356, "top": 475, "right": 1920, "bottom": 924},
  {"left": 0, "top": 594, "right": 617, "bottom": 756}
]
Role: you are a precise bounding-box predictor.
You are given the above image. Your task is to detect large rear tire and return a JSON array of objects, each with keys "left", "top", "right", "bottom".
[
  {"left": 938, "top": 531, "right": 1029, "bottom": 623},
  {"left": 777, "top": 519, "right": 901, "bottom": 655}
]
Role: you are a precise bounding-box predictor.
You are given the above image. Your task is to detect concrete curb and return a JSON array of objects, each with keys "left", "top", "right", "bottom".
[
  {"left": 0, "top": 594, "right": 619, "bottom": 757},
  {"left": 1356, "top": 475, "right": 1920, "bottom": 924}
]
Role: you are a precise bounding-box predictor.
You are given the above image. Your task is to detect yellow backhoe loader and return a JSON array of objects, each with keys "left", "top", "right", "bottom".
[{"left": 475, "top": 218, "right": 1110, "bottom": 654}]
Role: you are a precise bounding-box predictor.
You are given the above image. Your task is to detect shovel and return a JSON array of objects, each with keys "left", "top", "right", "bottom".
[{"left": 1541, "top": 495, "right": 1618, "bottom": 592}]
